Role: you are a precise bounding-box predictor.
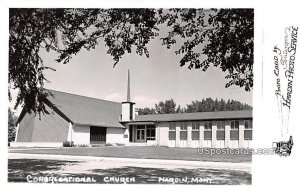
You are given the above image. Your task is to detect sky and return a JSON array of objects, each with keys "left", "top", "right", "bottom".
[{"left": 8, "top": 12, "right": 253, "bottom": 114}]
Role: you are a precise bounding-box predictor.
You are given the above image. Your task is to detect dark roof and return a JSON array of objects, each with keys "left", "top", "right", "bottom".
[
  {"left": 47, "top": 90, "right": 124, "bottom": 128},
  {"left": 135, "top": 110, "right": 252, "bottom": 122},
  {"left": 17, "top": 90, "right": 252, "bottom": 127}
]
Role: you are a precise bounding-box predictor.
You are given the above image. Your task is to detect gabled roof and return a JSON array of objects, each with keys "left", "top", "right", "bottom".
[
  {"left": 46, "top": 90, "right": 124, "bottom": 128},
  {"left": 134, "top": 110, "right": 252, "bottom": 122}
]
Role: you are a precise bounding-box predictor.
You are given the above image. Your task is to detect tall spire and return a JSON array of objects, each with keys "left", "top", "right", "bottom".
[{"left": 127, "top": 69, "right": 130, "bottom": 102}]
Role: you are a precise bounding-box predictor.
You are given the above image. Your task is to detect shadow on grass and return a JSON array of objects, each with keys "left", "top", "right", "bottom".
[
  {"left": 8, "top": 159, "right": 79, "bottom": 182},
  {"left": 89, "top": 167, "right": 251, "bottom": 185},
  {"left": 8, "top": 159, "right": 251, "bottom": 185}
]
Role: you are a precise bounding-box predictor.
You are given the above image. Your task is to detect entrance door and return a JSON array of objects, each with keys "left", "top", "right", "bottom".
[
  {"left": 136, "top": 129, "right": 145, "bottom": 142},
  {"left": 90, "top": 126, "right": 106, "bottom": 144}
]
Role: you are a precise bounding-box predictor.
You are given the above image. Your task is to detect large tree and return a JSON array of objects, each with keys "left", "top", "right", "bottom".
[
  {"left": 155, "top": 99, "right": 178, "bottom": 114},
  {"left": 137, "top": 107, "right": 156, "bottom": 115},
  {"left": 9, "top": 8, "right": 254, "bottom": 115},
  {"left": 8, "top": 108, "right": 17, "bottom": 143}
]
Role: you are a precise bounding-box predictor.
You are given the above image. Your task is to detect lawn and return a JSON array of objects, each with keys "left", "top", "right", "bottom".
[
  {"left": 8, "top": 158, "right": 251, "bottom": 184},
  {"left": 9, "top": 146, "right": 252, "bottom": 162}
]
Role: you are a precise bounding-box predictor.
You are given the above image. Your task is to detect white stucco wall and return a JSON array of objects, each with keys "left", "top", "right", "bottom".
[
  {"left": 239, "top": 121, "right": 245, "bottom": 148},
  {"left": 106, "top": 127, "right": 127, "bottom": 144},
  {"left": 122, "top": 103, "right": 135, "bottom": 121},
  {"left": 122, "top": 104, "right": 130, "bottom": 121},
  {"left": 156, "top": 122, "right": 169, "bottom": 146},
  {"left": 155, "top": 120, "right": 251, "bottom": 148},
  {"left": 72, "top": 125, "right": 90, "bottom": 145}
]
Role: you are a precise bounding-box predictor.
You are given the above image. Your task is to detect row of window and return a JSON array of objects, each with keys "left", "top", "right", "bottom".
[
  {"left": 169, "top": 120, "right": 252, "bottom": 141},
  {"left": 170, "top": 120, "right": 252, "bottom": 130}
]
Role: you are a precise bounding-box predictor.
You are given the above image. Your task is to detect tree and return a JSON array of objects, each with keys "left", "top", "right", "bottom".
[
  {"left": 137, "top": 107, "right": 156, "bottom": 115},
  {"left": 176, "top": 105, "right": 184, "bottom": 113},
  {"left": 155, "top": 99, "right": 177, "bottom": 114},
  {"left": 159, "top": 9, "right": 253, "bottom": 92},
  {"left": 8, "top": 108, "right": 17, "bottom": 143},
  {"left": 219, "top": 98, "right": 226, "bottom": 111},
  {"left": 138, "top": 99, "right": 182, "bottom": 114},
  {"left": 138, "top": 98, "right": 252, "bottom": 114},
  {"left": 9, "top": 8, "right": 253, "bottom": 116},
  {"left": 185, "top": 98, "right": 252, "bottom": 112}
]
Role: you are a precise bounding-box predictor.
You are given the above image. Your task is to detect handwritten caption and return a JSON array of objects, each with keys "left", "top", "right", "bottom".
[{"left": 273, "top": 26, "right": 298, "bottom": 109}]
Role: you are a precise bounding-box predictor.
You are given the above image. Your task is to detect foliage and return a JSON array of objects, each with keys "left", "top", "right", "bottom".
[
  {"left": 8, "top": 108, "right": 17, "bottom": 143},
  {"left": 138, "top": 99, "right": 184, "bottom": 114},
  {"left": 137, "top": 107, "right": 156, "bottom": 115},
  {"left": 76, "top": 144, "right": 89, "bottom": 147},
  {"left": 159, "top": 9, "right": 253, "bottom": 91},
  {"left": 9, "top": 8, "right": 253, "bottom": 116},
  {"left": 185, "top": 98, "right": 252, "bottom": 113},
  {"left": 138, "top": 98, "right": 252, "bottom": 115},
  {"left": 62, "top": 141, "right": 74, "bottom": 147},
  {"left": 155, "top": 99, "right": 178, "bottom": 114}
]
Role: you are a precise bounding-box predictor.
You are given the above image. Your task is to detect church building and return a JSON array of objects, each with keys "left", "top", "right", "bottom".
[{"left": 12, "top": 71, "right": 252, "bottom": 148}]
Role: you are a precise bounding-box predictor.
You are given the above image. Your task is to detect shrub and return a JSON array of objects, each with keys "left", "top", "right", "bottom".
[
  {"left": 63, "top": 141, "right": 74, "bottom": 147},
  {"left": 77, "top": 144, "right": 89, "bottom": 147}
]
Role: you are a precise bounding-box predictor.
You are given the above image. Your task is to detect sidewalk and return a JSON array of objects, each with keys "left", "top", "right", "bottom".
[{"left": 9, "top": 152, "right": 251, "bottom": 172}]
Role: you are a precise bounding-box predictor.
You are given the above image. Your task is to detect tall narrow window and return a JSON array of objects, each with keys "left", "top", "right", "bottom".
[
  {"left": 146, "top": 125, "right": 156, "bottom": 141},
  {"left": 180, "top": 122, "right": 188, "bottom": 140},
  {"left": 204, "top": 121, "right": 212, "bottom": 140},
  {"left": 244, "top": 120, "right": 252, "bottom": 140},
  {"left": 217, "top": 121, "right": 225, "bottom": 140},
  {"left": 169, "top": 122, "right": 176, "bottom": 140},
  {"left": 230, "top": 120, "right": 239, "bottom": 140},
  {"left": 129, "top": 105, "right": 133, "bottom": 120},
  {"left": 191, "top": 121, "right": 200, "bottom": 140}
]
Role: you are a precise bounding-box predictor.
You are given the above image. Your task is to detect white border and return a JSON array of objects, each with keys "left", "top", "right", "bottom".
[{"left": 2, "top": 1, "right": 300, "bottom": 191}]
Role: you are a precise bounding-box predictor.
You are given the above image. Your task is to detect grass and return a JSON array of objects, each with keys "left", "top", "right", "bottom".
[
  {"left": 9, "top": 146, "right": 252, "bottom": 163},
  {"left": 8, "top": 159, "right": 251, "bottom": 184}
]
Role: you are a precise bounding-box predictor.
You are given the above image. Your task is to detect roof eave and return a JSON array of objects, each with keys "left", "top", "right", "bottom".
[{"left": 73, "top": 122, "right": 125, "bottom": 128}]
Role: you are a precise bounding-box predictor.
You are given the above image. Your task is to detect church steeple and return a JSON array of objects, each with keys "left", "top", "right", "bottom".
[
  {"left": 121, "top": 70, "right": 135, "bottom": 121},
  {"left": 127, "top": 70, "right": 131, "bottom": 102}
]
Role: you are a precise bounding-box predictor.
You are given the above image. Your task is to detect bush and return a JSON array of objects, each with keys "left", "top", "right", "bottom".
[
  {"left": 63, "top": 141, "right": 74, "bottom": 147},
  {"left": 77, "top": 144, "right": 89, "bottom": 147}
]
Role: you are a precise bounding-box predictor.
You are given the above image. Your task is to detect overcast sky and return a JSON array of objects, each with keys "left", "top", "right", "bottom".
[{"left": 9, "top": 16, "right": 252, "bottom": 114}]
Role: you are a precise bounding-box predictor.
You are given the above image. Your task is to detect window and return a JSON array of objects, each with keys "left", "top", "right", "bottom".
[
  {"left": 169, "top": 122, "right": 176, "bottom": 140},
  {"left": 192, "top": 121, "right": 199, "bottom": 130},
  {"left": 245, "top": 120, "right": 252, "bottom": 129},
  {"left": 204, "top": 121, "right": 212, "bottom": 140},
  {"left": 230, "top": 120, "right": 239, "bottom": 140},
  {"left": 191, "top": 121, "right": 200, "bottom": 140},
  {"left": 136, "top": 125, "right": 145, "bottom": 129},
  {"left": 217, "top": 121, "right": 225, "bottom": 140},
  {"left": 180, "top": 122, "right": 188, "bottom": 140},
  {"left": 146, "top": 125, "right": 156, "bottom": 141},
  {"left": 244, "top": 120, "right": 252, "bottom": 140},
  {"left": 129, "top": 105, "right": 133, "bottom": 120}
]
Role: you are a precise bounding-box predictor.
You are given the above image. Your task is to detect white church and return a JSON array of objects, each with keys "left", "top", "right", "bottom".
[{"left": 12, "top": 71, "right": 253, "bottom": 148}]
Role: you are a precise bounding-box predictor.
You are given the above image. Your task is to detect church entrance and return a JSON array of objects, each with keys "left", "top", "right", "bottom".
[{"left": 90, "top": 126, "right": 106, "bottom": 144}]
